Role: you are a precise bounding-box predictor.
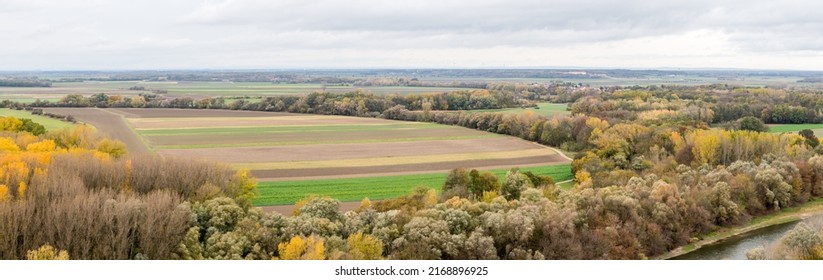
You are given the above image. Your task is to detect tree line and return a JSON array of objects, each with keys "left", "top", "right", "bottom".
[{"left": 0, "top": 80, "right": 51, "bottom": 87}]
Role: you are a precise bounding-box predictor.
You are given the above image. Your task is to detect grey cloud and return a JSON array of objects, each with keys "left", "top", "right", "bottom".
[{"left": 1, "top": 0, "right": 823, "bottom": 70}]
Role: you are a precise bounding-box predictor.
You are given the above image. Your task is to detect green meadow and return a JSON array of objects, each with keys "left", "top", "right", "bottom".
[
  {"left": 253, "top": 163, "right": 574, "bottom": 206},
  {"left": 0, "top": 108, "right": 75, "bottom": 131}
]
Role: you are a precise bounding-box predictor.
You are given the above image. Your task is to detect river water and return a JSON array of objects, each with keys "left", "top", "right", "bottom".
[{"left": 671, "top": 220, "right": 802, "bottom": 260}]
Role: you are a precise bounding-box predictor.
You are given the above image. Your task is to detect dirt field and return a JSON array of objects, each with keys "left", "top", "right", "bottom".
[
  {"left": 41, "top": 108, "right": 150, "bottom": 154},
  {"left": 38, "top": 108, "right": 571, "bottom": 181},
  {"left": 145, "top": 127, "right": 491, "bottom": 146},
  {"left": 107, "top": 108, "right": 287, "bottom": 118},
  {"left": 128, "top": 115, "right": 397, "bottom": 129},
  {"left": 157, "top": 138, "right": 543, "bottom": 162},
  {"left": 250, "top": 155, "right": 565, "bottom": 180}
]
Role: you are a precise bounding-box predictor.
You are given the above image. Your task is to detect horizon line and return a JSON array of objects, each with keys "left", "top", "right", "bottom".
[{"left": 2, "top": 66, "right": 823, "bottom": 73}]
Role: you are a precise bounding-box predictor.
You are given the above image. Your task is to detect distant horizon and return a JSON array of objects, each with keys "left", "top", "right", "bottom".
[{"left": 3, "top": 66, "right": 823, "bottom": 73}]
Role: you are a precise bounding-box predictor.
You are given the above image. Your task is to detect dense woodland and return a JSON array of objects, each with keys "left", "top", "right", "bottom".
[{"left": 6, "top": 81, "right": 823, "bottom": 259}]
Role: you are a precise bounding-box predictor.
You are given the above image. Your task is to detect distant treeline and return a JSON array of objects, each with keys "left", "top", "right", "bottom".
[
  {"left": 0, "top": 80, "right": 51, "bottom": 87},
  {"left": 567, "top": 85, "right": 823, "bottom": 124},
  {"left": 7, "top": 89, "right": 523, "bottom": 113},
  {"left": 798, "top": 77, "right": 823, "bottom": 83}
]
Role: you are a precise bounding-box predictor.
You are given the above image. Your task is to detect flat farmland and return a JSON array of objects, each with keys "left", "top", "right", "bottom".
[
  {"left": 255, "top": 163, "right": 574, "bottom": 206},
  {"left": 41, "top": 108, "right": 151, "bottom": 154},
  {"left": 0, "top": 81, "right": 469, "bottom": 101},
  {"left": 768, "top": 124, "right": 823, "bottom": 135},
  {"left": 110, "top": 108, "right": 568, "bottom": 181},
  {"left": 33, "top": 108, "right": 571, "bottom": 206}
]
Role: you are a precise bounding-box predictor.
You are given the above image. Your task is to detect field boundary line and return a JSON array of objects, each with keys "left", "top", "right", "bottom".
[
  {"left": 98, "top": 108, "right": 156, "bottom": 155},
  {"left": 530, "top": 142, "right": 574, "bottom": 161}
]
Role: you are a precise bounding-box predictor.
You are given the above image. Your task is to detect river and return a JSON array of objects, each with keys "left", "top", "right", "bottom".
[{"left": 671, "top": 220, "right": 804, "bottom": 260}]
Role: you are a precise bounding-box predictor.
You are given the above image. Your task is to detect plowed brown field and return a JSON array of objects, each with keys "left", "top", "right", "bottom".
[{"left": 41, "top": 108, "right": 569, "bottom": 180}]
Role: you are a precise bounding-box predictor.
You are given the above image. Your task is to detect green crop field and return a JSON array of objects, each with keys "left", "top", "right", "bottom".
[
  {"left": 0, "top": 108, "right": 75, "bottom": 131},
  {"left": 253, "top": 163, "right": 574, "bottom": 206},
  {"left": 768, "top": 124, "right": 823, "bottom": 134},
  {"left": 467, "top": 102, "right": 570, "bottom": 116}
]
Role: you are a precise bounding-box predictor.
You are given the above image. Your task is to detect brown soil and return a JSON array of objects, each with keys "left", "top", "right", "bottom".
[
  {"left": 157, "top": 137, "right": 544, "bottom": 163},
  {"left": 114, "top": 108, "right": 400, "bottom": 129},
  {"left": 129, "top": 116, "right": 398, "bottom": 129},
  {"left": 107, "top": 108, "right": 293, "bottom": 118},
  {"left": 250, "top": 154, "right": 565, "bottom": 180},
  {"left": 41, "top": 108, "right": 151, "bottom": 154},
  {"left": 145, "top": 127, "right": 488, "bottom": 146}
]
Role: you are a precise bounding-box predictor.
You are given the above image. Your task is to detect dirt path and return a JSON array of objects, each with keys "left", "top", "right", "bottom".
[{"left": 41, "top": 108, "right": 151, "bottom": 154}]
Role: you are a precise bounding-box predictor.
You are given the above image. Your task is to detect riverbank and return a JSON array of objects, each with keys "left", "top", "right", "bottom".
[{"left": 656, "top": 198, "right": 823, "bottom": 260}]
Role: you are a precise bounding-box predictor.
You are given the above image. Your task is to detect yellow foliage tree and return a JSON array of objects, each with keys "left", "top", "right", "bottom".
[
  {"left": 0, "top": 117, "right": 23, "bottom": 132},
  {"left": 346, "top": 232, "right": 384, "bottom": 260},
  {"left": 50, "top": 125, "right": 96, "bottom": 149},
  {"left": 26, "top": 244, "right": 70, "bottom": 260},
  {"left": 0, "top": 184, "right": 8, "bottom": 201},
  {"left": 356, "top": 197, "right": 372, "bottom": 212},
  {"left": 0, "top": 138, "right": 20, "bottom": 153},
  {"left": 670, "top": 131, "right": 684, "bottom": 153},
  {"left": 26, "top": 139, "right": 56, "bottom": 152},
  {"left": 575, "top": 170, "right": 592, "bottom": 189},
  {"left": 691, "top": 130, "right": 720, "bottom": 165},
  {"left": 276, "top": 235, "right": 325, "bottom": 260},
  {"left": 1, "top": 160, "right": 30, "bottom": 196},
  {"left": 95, "top": 138, "right": 128, "bottom": 158},
  {"left": 15, "top": 133, "right": 40, "bottom": 149},
  {"left": 232, "top": 169, "right": 257, "bottom": 208},
  {"left": 292, "top": 195, "right": 316, "bottom": 216},
  {"left": 17, "top": 182, "right": 26, "bottom": 198},
  {"left": 480, "top": 191, "right": 499, "bottom": 203},
  {"left": 424, "top": 189, "right": 438, "bottom": 207}
]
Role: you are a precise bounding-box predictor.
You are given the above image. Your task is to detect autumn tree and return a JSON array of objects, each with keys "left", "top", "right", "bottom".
[
  {"left": 738, "top": 116, "right": 768, "bottom": 132},
  {"left": 346, "top": 232, "right": 383, "bottom": 260},
  {"left": 276, "top": 235, "right": 326, "bottom": 260},
  {"left": 800, "top": 129, "right": 819, "bottom": 148},
  {"left": 26, "top": 245, "right": 70, "bottom": 260}
]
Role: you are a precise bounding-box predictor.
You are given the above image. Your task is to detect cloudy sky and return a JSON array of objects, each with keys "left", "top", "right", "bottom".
[{"left": 2, "top": 0, "right": 823, "bottom": 70}]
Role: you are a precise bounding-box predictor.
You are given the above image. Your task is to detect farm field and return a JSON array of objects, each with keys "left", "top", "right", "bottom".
[
  {"left": 768, "top": 123, "right": 823, "bottom": 135},
  {"left": 467, "top": 102, "right": 569, "bottom": 116},
  {"left": 420, "top": 75, "right": 811, "bottom": 87},
  {"left": 253, "top": 163, "right": 574, "bottom": 206},
  {"left": 0, "top": 108, "right": 75, "bottom": 131},
  {"left": 0, "top": 81, "right": 469, "bottom": 101},
  {"left": 41, "top": 108, "right": 151, "bottom": 154},
  {"left": 35, "top": 108, "right": 570, "bottom": 195},
  {"left": 108, "top": 108, "right": 568, "bottom": 180}
]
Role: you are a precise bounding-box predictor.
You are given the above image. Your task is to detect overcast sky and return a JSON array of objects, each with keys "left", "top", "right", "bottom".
[{"left": 2, "top": 0, "right": 823, "bottom": 70}]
